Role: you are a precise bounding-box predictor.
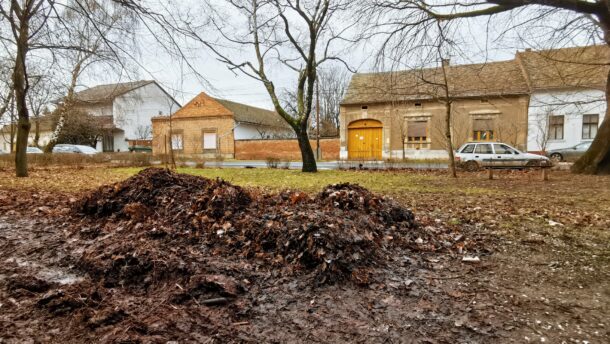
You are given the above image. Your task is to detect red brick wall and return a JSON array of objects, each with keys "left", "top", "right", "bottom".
[{"left": 235, "top": 138, "right": 339, "bottom": 160}]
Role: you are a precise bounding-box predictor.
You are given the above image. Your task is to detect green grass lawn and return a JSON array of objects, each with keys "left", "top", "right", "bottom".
[{"left": 116, "top": 167, "right": 490, "bottom": 195}]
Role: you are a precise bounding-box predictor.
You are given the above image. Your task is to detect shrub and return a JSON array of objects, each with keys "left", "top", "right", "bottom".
[{"left": 266, "top": 157, "right": 280, "bottom": 169}]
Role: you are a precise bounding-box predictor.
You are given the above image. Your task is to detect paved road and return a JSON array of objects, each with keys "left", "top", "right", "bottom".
[{"left": 196, "top": 160, "right": 448, "bottom": 170}]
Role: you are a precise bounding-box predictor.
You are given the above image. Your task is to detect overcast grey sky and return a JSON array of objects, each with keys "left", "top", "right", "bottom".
[{"left": 80, "top": 0, "right": 600, "bottom": 110}]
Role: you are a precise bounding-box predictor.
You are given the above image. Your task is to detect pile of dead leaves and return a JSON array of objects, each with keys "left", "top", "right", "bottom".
[{"left": 71, "top": 168, "right": 420, "bottom": 286}]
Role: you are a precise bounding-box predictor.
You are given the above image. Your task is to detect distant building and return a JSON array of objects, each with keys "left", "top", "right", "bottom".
[
  {"left": 519, "top": 46, "right": 608, "bottom": 153},
  {"left": 72, "top": 80, "right": 180, "bottom": 152},
  {"left": 340, "top": 60, "right": 530, "bottom": 160},
  {"left": 151, "top": 92, "right": 292, "bottom": 158},
  {"left": 0, "top": 116, "right": 55, "bottom": 153},
  {"left": 339, "top": 45, "right": 607, "bottom": 160}
]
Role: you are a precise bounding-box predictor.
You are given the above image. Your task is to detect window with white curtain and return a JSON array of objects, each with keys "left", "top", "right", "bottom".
[{"left": 203, "top": 132, "right": 217, "bottom": 150}]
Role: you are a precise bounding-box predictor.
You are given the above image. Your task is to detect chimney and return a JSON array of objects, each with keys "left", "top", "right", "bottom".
[
  {"left": 441, "top": 58, "right": 450, "bottom": 68},
  {"left": 525, "top": 48, "right": 531, "bottom": 52}
]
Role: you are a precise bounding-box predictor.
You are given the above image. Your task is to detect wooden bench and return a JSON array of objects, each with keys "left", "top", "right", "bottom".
[{"left": 481, "top": 159, "right": 552, "bottom": 181}]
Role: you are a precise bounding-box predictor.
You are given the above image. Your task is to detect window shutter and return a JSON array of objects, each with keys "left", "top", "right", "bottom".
[
  {"left": 549, "top": 116, "right": 564, "bottom": 125},
  {"left": 583, "top": 114, "right": 598, "bottom": 124},
  {"left": 473, "top": 119, "right": 493, "bottom": 131},
  {"left": 407, "top": 121, "right": 427, "bottom": 137}
]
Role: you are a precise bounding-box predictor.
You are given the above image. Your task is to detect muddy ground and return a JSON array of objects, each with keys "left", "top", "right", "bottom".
[{"left": 0, "top": 168, "right": 608, "bottom": 343}]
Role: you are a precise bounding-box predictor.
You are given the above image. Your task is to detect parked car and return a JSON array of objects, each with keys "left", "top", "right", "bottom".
[
  {"left": 128, "top": 145, "right": 152, "bottom": 153},
  {"left": 52, "top": 144, "right": 99, "bottom": 155},
  {"left": 0, "top": 147, "right": 43, "bottom": 154},
  {"left": 546, "top": 141, "right": 592, "bottom": 162},
  {"left": 455, "top": 142, "right": 550, "bottom": 171},
  {"left": 26, "top": 146, "right": 44, "bottom": 154}
]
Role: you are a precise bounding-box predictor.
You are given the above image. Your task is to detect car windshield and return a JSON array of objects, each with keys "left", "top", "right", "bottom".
[
  {"left": 460, "top": 144, "right": 475, "bottom": 153},
  {"left": 576, "top": 142, "right": 592, "bottom": 150}
]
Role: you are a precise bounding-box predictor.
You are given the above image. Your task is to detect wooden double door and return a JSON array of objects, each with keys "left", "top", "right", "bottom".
[{"left": 347, "top": 119, "right": 383, "bottom": 160}]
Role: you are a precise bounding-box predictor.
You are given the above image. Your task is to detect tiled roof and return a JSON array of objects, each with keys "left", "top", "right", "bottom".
[
  {"left": 171, "top": 92, "right": 290, "bottom": 129},
  {"left": 516, "top": 45, "right": 610, "bottom": 90},
  {"left": 215, "top": 98, "right": 290, "bottom": 129},
  {"left": 73, "top": 80, "right": 155, "bottom": 103},
  {"left": 341, "top": 60, "right": 529, "bottom": 105}
]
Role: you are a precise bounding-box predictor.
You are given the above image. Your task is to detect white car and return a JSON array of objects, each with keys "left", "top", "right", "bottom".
[
  {"left": 455, "top": 142, "right": 550, "bottom": 171},
  {"left": 52, "top": 144, "right": 99, "bottom": 155},
  {"left": 26, "top": 147, "right": 44, "bottom": 154}
]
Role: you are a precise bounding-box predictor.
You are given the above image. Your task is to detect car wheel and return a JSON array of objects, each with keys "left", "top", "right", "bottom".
[
  {"left": 550, "top": 153, "right": 563, "bottom": 162},
  {"left": 463, "top": 160, "right": 480, "bottom": 172}
]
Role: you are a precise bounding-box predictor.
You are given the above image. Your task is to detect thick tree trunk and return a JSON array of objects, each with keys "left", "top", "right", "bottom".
[
  {"left": 572, "top": 51, "right": 610, "bottom": 174},
  {"left": 13, "top": 21, "right": 30, "bottom": 177},
  {"left": 296, "top": 127, "right": 317, "bottom": 172},
  {"left": 15, "top": 117, "right": 30, "bottom": 176}
]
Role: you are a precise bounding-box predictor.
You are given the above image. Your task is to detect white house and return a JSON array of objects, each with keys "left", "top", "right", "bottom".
[
  {"left": 518, "top": 46, "right": 608, "bottom": 152},
  {"left": 73, "top": 80, "right": 181, "bottom": 152}
]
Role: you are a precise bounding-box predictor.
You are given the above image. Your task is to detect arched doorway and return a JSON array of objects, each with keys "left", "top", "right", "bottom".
[{"left": 347, "top": 119, "right": 383, "bottom": 160}]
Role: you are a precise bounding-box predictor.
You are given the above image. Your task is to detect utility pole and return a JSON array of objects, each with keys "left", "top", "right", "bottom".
[{"left": 316, "top": 77, "right": 321, "bottom": 161}]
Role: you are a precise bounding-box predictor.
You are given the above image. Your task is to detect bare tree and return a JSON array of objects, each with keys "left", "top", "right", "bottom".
[
  {"left": 126, "top": 0, "right": 353, "bottom": 172},
  {"left": 369, "top": 0, "right": 610, "bottom": 174},
  {"left": 530, "top": 107, "right": 554, "bottom": 153},
  {"left": 0, "top": 0, "right": 137, "bottom": 176},
  {"left": 135, "top": 124, "right": 152, "bottom": 141},
  {"left": 317, "top": 66, "right": 349, "bottom": 135},
  {"left": 45, "top": 0, "right": 136, "bottom": 152},
  {"left": 373, "top": 17, "right": 459, "bottom": 177},
  {"left": 26, "top": 73, "right": 59, "bottom": 147}
]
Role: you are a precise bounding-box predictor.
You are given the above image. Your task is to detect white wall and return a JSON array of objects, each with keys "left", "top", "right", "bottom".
[
  {"left": 113, "top": 131, "right": 128, "bottom": 152},
  {"left": 234, "top": 122, "right": 293, "bottom": 140},
  {"left": 528, "top": 90, "right": 605, "bottom": 151},
  {"left": 112, "top": 83, "right": 180, "bottom": 142},
  {"left": 339, "top": 147, "right": 449, "bottom": 160},
  {"left": 76, "top": 103, "right": 113, "bottom": 117}
]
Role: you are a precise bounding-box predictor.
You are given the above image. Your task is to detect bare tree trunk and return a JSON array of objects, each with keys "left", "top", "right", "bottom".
[
  {"left": 572, "top": 66, "right": 610, "bottom": 174},
  {"left": 445, "top": 102, "right": 457, "bottom": 178},
  {"left": 13, "top": 19, "right": 31, "bottom": 177},
  {"left": 9, "top": 120, "right": 15, "bottom": 154},
  {"left": 296, "top": 124, "right": 317, "bottom": 172},
  {"left": 45, "top": 60, "right": 82, "bottom": 153},
  {"left": 34, "top": 119, "right": 40, "bottom": 147}
]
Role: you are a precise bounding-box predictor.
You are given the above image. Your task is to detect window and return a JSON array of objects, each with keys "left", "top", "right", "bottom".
[
  {"left": 582, "top": 114, "right": 598, "bottom": 139},
  {"left": 406, "top": 120, "right": 429, "bottom": 149},
  {"left": 414, "top": 102, "right": 422, "bottom": 108},
  {"left": 473, "top": 118, "right": 494, "bottom": 141},
  {"left": 548, "top": 115, "right": 564, "bottom": 140},
  {"left": 493, "top": 144, "right": 517, "bottom": 154},
  {"left": 475, "top": 143, "right": 493, "bottom": 154},
  {"left": 480, "top": 99, "right": 489, "bottom": 103},
  {"left": 461, "top": 144, "right": 475, "bottom": 153},
  {"left": 171, "top": 134, "right": 183, "bottom": 150},
  {"left": 361, "top": 106, "right": 368, "bottom": 110},
  {"left": 203, "top": 132, "right": 217, "bottom": 150}
]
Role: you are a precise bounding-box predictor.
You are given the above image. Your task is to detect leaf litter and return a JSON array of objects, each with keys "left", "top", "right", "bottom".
[{"left": 0, "top": 168, "right": 521, "bottom": 343}]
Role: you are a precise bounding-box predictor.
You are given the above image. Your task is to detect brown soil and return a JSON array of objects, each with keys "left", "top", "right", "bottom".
[{"left": 0, "top": 168, "right": 608, "bottom": 343}]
